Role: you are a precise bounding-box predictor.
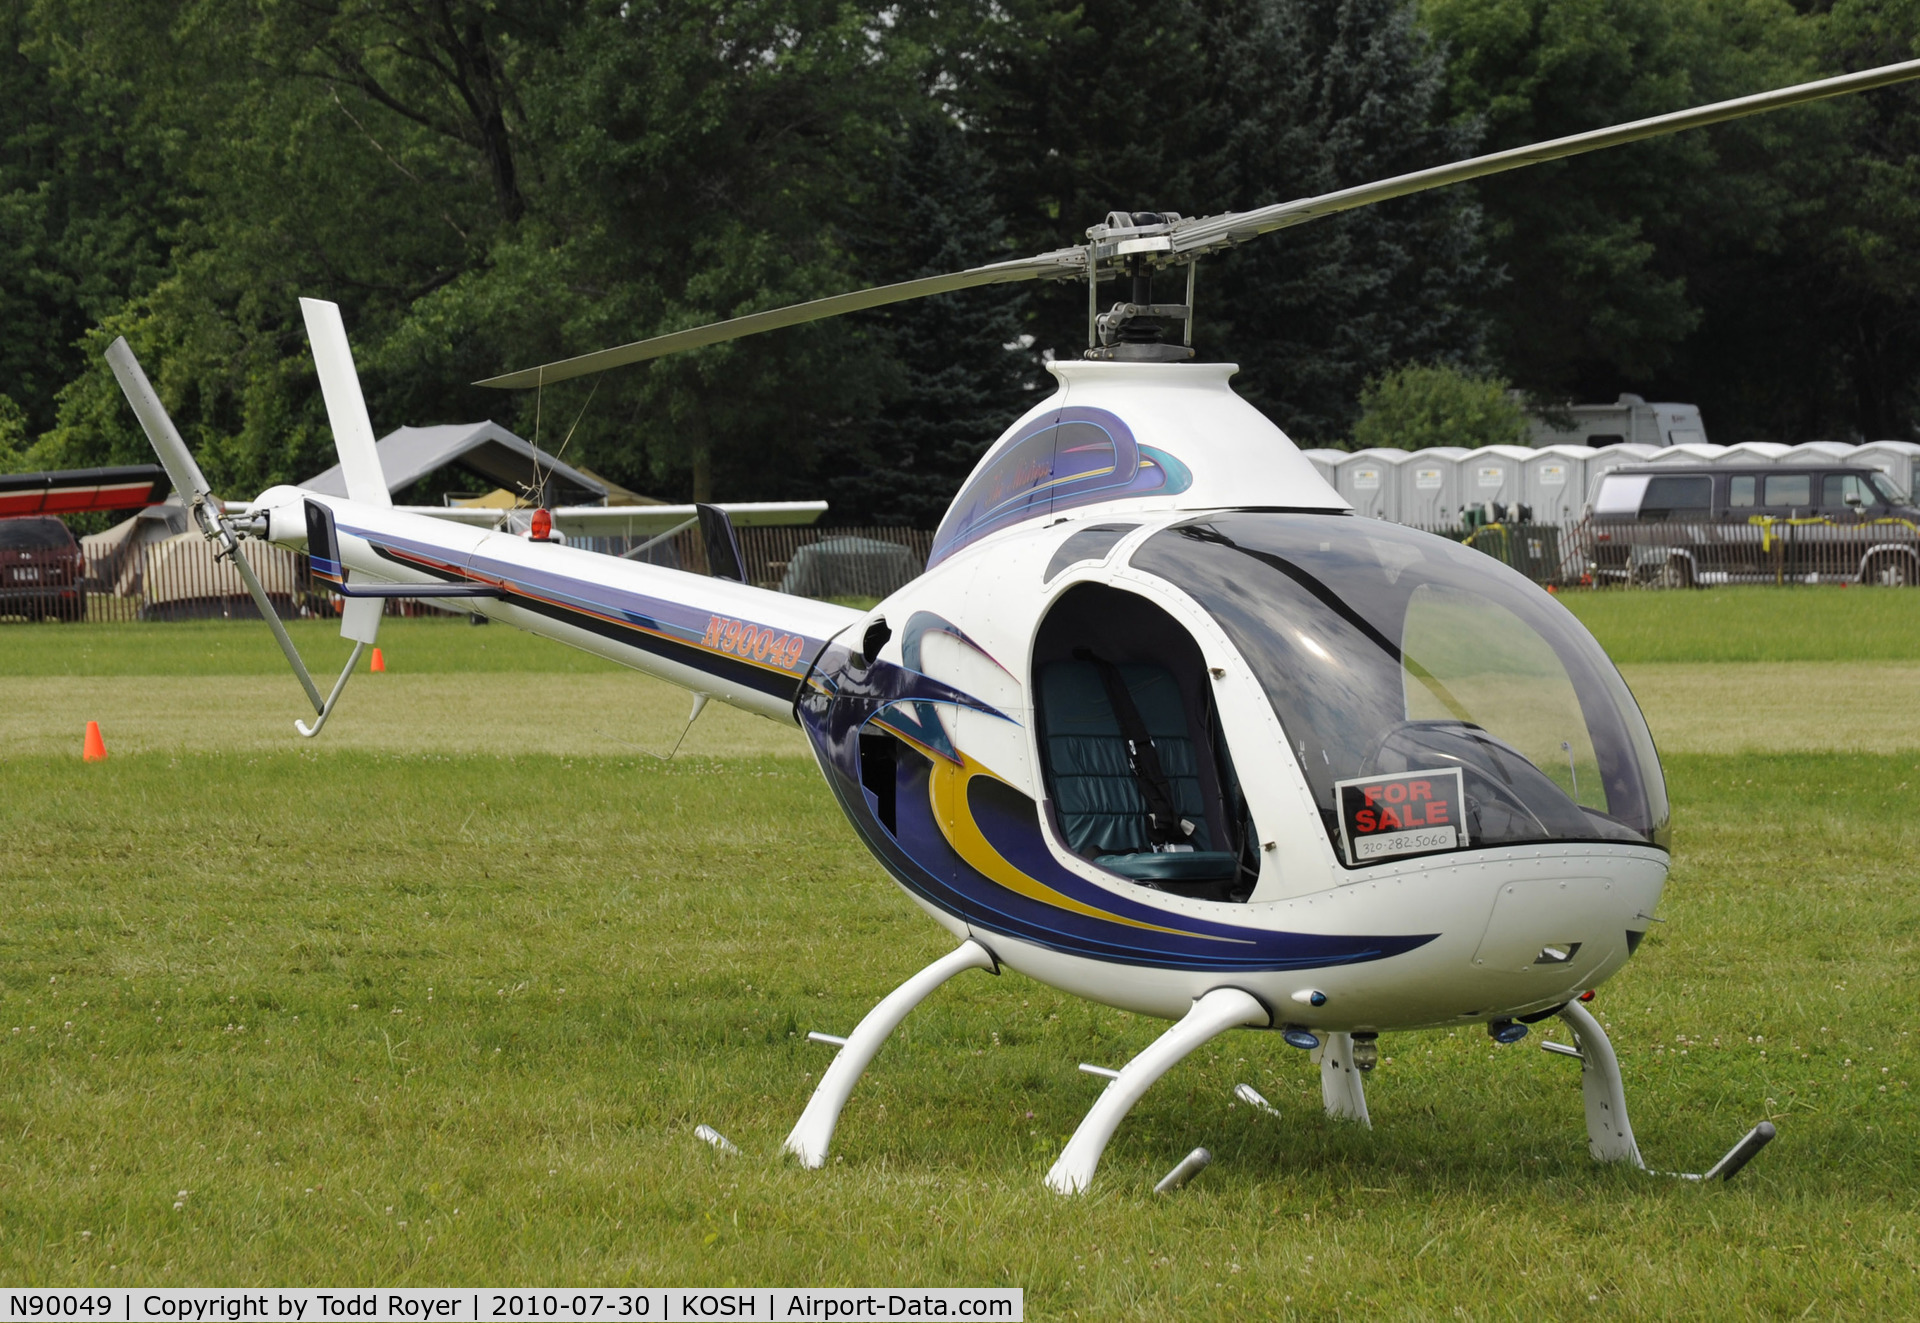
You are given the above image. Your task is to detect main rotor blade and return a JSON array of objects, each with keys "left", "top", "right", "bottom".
[
  {"left": 477, "top": 56, "right": 1920, "bottom": 389},
  {"left": 1171, "top": 57, "right": 1920, "bottom": 256},
  {"left": 475, "top": 248, "right": 1084, "bottom": 389}
]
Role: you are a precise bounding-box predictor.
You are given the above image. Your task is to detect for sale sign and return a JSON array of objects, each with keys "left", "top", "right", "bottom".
[{"left": 1334, "top": 767, "right": 1468, "bottom": 866}]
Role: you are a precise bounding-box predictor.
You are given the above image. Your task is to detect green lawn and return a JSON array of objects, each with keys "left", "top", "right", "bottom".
[
  {"left": 0, "top": 618, "right": 624, "bottom": 677},
  {"left": 1557, "top": 583, "right": 1920, "bottom": 663},
  {"left": 0, "top": 611, "right": 1915, "bottom": 1314}
]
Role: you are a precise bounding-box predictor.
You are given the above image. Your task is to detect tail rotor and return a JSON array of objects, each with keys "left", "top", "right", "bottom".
[{"left": 105, "top": 338, "right": 328, "bottom": 718}]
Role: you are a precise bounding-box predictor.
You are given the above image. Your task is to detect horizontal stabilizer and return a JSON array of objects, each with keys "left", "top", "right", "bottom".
[{"left": 238, "top": 498, "right": 829, "bottom": 539}]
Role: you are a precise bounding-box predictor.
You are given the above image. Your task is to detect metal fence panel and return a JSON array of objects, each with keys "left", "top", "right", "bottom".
[{"left": 14, "top": 516, "right": 1913, "bottom": 628}]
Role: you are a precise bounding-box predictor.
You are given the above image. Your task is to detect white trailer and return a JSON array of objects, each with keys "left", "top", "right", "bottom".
[{"left": 1528, "top": 393, "right": 1707, "bottom": 448}]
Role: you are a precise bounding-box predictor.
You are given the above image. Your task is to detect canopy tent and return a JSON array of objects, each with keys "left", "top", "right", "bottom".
[{"left": 301, "top": 422, "right": 608, "bottom": 506}]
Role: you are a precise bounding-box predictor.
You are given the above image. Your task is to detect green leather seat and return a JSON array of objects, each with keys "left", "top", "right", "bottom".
[{"left": 1038, "top": 659, "right": 1238, "bottom": 885}]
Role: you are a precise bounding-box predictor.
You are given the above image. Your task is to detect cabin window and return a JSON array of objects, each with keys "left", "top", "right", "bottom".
[
  {"left": 1822, "top": 473, "right": 1876, "bottom": 509},
  {"left": 1129, "top": 513, "right": 1670, "bottom": 864},
  {"left": 1638, "top": 475, "right": 1710, "bottom": 519},
  {"left": 1032, "top": 584, "right": 1258, "bottom": 903},
  {"left": 1730, "top": 475, "right": 1756, "bottom": 508},
  {"left": 1765, "top": 473, "right": 1812, "bottom": 507}
]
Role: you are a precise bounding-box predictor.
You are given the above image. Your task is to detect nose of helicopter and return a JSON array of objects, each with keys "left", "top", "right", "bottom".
[{"left": 1223, "top": 847, "right": 1667, "bottom": 1033}]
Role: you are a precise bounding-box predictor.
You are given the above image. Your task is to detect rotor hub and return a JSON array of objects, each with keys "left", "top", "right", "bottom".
[{"left": 1083, "top": 212, "right": 1194, "bottom": 362}]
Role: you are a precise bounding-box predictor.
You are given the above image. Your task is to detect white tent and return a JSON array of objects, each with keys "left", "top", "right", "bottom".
[{"left": 302, "top": 421, "right": 609, "bottom": 505}]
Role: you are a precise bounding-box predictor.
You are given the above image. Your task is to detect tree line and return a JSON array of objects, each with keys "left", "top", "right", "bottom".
[{"left": 2, "top": 0, "right": 1917, "bottom": 523}]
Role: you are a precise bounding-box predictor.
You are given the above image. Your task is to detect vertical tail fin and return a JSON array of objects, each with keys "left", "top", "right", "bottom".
[{"left": 299, "top": 297, "right": 391, "bottom": 508}]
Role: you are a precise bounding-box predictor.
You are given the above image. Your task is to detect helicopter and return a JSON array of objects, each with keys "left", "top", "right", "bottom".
[{"left": 105, "top": 57, "right": 1920, "bottom": 1195}]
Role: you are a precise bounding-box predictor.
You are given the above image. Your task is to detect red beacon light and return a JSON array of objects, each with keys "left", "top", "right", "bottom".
[{"left": 529, "top": 508, "right": 554, "bottom": 542}]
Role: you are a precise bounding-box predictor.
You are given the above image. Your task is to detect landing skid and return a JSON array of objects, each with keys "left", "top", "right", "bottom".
[
  {"left": 1551, "top": 1000, "right": 1775, "bottom": 1181},
  {"left": 1315, "top": 1031, "right": 1371, "bottom": 1127},
  {"left": 1556, "top": 1001, "right": 1643, "bottom": 1166}
]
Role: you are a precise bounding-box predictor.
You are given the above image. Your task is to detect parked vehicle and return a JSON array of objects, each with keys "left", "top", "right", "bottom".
[
  {"left": 0, "top": 516, "right": 87, "bottom": 619},
  {"left": 1528, "top": 393, "right": 1707, "bottom": 448},
  {"left": 1586, "top": 464, "right": 1920, "bottom": 585}
]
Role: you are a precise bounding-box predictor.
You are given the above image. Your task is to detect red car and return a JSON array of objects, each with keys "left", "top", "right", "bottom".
[{"left": 0, "top": 516, "right": 87, "bottom": 621}]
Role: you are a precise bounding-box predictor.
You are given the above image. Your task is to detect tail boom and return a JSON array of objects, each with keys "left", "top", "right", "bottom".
[{"left": 258, "top": 487, "right": 861, "bottom": 722}]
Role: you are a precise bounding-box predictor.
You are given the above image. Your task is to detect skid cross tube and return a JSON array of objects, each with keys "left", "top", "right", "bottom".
[
  {"left": 785, "top": 940, "right": 997, "bottom": 1168},
  {"left": 1046, "top": 988, "right": 1271, "bottom": 1195}
]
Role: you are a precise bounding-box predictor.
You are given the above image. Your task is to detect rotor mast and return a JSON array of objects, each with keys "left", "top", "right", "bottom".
[{"left": 1083, "top": 211, "right": 1195, "bottom": 362}]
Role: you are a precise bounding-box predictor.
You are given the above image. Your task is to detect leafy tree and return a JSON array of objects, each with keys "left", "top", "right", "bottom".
[
  {"left": 1350, "top": 361, "right": 1527, "bottom": 449},
  {"left": 824, "top": 114, "right": 1035, "bottom": 526},
  {"left": 0, "top": 0, "right": 179, "bottom": 451},
  {"left": 966, "top": 0, "right": 1490, "bottom": 444},
  {"left": 1417, "top": 0, "right": 1920, "bottom": 442}
]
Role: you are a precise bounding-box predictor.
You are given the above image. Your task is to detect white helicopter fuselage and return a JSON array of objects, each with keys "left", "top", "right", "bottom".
[{"left": 248, "top": 360, "right": 1670, "bottom": 1039}]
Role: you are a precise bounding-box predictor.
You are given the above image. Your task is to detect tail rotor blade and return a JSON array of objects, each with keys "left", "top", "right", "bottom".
[
  {"left": 105, "top": 338, "right": 212, "bottom": 507},
  {"left": 103, "top": 336, "right": 325, "bottom": 716},
  {"left": 229, "top": 542, "right": 326, "bottom": 715}
]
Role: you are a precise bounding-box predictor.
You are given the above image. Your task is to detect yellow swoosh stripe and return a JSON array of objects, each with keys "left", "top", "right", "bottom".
[{"left": 926, "top": 753, "right": 1223, "bottom": 939}]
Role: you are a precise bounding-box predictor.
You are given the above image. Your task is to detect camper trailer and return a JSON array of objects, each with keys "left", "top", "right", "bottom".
[{"left": 1528, "top": 394, "right": 1707, "bottom": 449}]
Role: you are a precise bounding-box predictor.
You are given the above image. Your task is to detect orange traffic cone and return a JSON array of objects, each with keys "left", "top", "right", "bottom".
[
  {"left": 370, "top": 647, "right": 386, "bottom": 673},
  {"left": 82, "top": 721, "right": 107, "bottom": 762}
]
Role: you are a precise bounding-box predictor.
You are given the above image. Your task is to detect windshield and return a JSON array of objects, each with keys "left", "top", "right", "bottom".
[
  {"left": 1869, "top": 472, "right": 1907, "bottom": 505},
  {"left": 0, "top": 518, "right": 77, "bottom": 552},
  {"left": 1131, "top": 513, "right": 1668, "bottom": 866}
]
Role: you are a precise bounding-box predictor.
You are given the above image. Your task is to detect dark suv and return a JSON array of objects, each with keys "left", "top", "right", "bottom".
[
  {"left": 0, "top": 516, "right": 86, "bottom": 620},
  {"left": 1587, "top": 464, "right": 1920, "bottom": 586}
]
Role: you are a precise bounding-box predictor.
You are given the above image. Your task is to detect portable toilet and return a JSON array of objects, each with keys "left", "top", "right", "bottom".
[
  {"left": 1298, "top": 448, "right": 1345, "bottom": 490},
  {"left": 1780, "top": 441, "right": 1854, "bottom": 465},
  {"left": 1334, "top": 449, "right": 1408, "bottom": 520},
  {"left": 1522, "top": 445, "right": 1593, "bottom": 524},
  {"left": 1642, "top": 442, "right": 1728, "bottom": 466},
  {"left": 1461, "top": 445, "right": 1532, "bottom": 514},
  {"left": 1393, "top": 447, "right": 1468, "bottom": 528},
  {"left": 1580, "top": 444, "right": 1661, "bottom": 511},
  {"left": 1713, "top": 442, "right": 1790, "bottom": 466},
  {"left": 1850, "top": 440, "right": 1920, "bottom": 500}
]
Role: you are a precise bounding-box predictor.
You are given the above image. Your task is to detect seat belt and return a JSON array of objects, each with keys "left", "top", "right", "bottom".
[{"left": 1074, "top": 649, "right": 1196, "bottom": 850}]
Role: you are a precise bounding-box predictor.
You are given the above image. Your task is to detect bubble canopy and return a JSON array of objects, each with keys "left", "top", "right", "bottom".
[{"left": 1130, "top": 513, "right": 1669, "bottom": 864}]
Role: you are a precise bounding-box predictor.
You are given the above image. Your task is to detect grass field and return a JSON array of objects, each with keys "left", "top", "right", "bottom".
[{"left": 0, "top": 591, "right": 1916, "bottom": 1315}]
